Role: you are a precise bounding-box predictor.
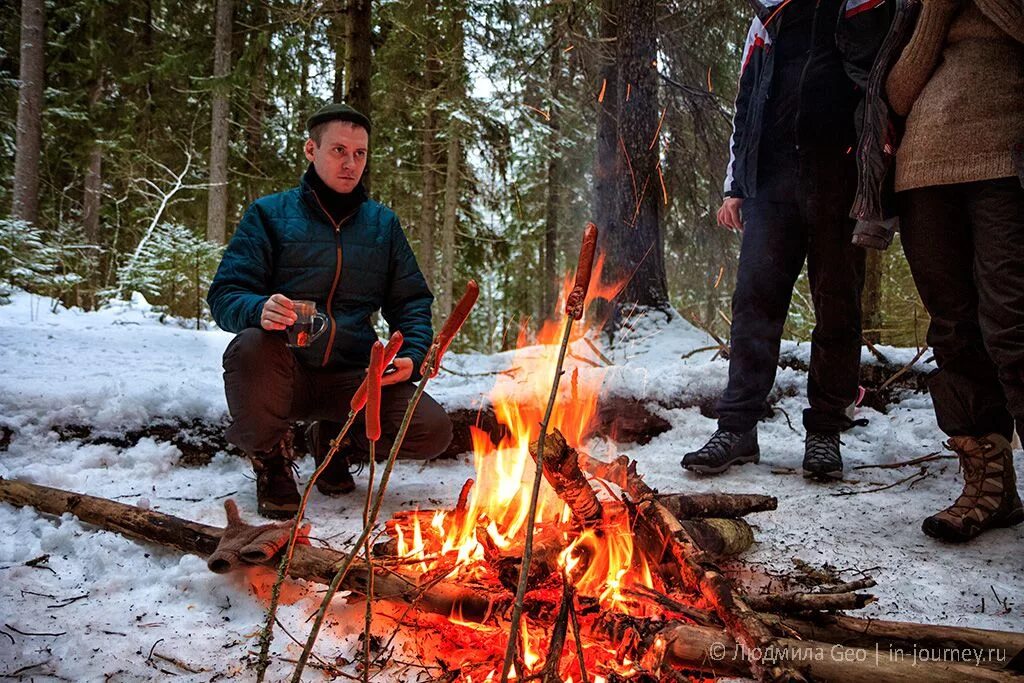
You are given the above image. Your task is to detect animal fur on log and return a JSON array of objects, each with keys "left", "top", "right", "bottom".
[
  {"left": 529, "top": 428, "right": 603, "bottom": 525},
  {"left": 0, "top": 477, "right": 497, "bottom": 622}
]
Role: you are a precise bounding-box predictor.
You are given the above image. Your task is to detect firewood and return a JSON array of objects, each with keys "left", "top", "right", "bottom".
[
  {"left": 658, "top": 492, "right": 777, "bottom": 519},
  {"left": 539, "top": 577, "right": 574, "bottom": 683},
  {"left": 634, "top": 496, "right": 805, "bottom": 682},
  {"left": 577, "top": 451, "right": 778, "bottom": 520},
  {"left": 0, "top": 477, "right": 498, "bottom": 623},
  {"left": 678, "top": 518, "right": 754, "bottom": 556},
  {"left": 529, "top": 428, "right": 602, "bottom": 525},
  {"left": 656, "top": 620, "right": 1022, "bottom": 682},
  {"left": 493, "top": 528, "right": 567, "bottom": 592},
  {"left": 743, "top": 590, "right": 876, "bottom": 613},
  {"left": 576, "top": 452, "right": 655, "bottom": 499},
  {"left": 766, "top": 612, "right": 1024, "bottom": 666}
]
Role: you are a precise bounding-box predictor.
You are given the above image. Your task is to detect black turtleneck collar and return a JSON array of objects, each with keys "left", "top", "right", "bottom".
[{"left": 303, "top": 164, "right": 368, "bottom": 225}]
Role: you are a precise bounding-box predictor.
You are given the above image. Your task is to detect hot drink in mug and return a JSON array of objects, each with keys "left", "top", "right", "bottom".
[{"left": 286, "top": 300, "right": 328, "bottom": 348}]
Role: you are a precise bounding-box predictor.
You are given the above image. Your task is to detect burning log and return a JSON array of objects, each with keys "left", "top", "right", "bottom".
[
  {"left": 529, "top": 428, "right": 603, "bottom": 525},
  {"left": 576, "top": 451, "right": 777, "bottom": 519},
  {"left": 577, "top": 451, "right": 655, "bottom": 498},
  {"left": 634, "top": 495, "right": 804, "bottom": 682},
  {"left": 527, "top": 435, "right": 753, "bottom": 557},
  {"left": 490, "top": 527, "right": 567, "bottom": 593},
  {"left": 0, "top": 477, "right": 498, "bottom": 622}
]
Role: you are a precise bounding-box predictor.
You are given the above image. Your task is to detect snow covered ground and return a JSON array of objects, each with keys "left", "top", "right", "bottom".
[{"left": 1, "top": 290, "right": 1022, "bottom": 681}]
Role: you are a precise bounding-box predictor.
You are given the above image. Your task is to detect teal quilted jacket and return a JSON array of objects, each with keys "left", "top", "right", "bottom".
[{"left": 207, "top": 175, "right": 433, "bottom": 374}]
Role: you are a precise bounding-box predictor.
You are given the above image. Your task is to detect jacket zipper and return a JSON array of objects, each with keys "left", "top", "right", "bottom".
[{"left": 309, "top": 189, "right": 359, "bottom": 367}]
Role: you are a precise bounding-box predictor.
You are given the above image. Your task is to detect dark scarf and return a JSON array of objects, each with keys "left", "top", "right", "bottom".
[{"left": 303, "top": 164, "right": 368, "bottom": 224}]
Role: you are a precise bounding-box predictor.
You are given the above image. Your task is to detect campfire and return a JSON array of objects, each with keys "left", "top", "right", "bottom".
[
  {"left": 4, "top": 226, "right": 1021, "bottom": 682},
  {"left": 366, "top": 251, "right": 776, "bottom": 682}
]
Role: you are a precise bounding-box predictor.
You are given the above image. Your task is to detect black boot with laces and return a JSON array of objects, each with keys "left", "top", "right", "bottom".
[
  {"left": 803, "top": 431, "right": 843, "bottom": 480},
  {"left": 251, "top": 432, "right": 300, "bottom": 519},
  {"left": 681, "top": 428, "right": 760, "bottom": 474},
  {"left": 306, "top": 420, "right": 356, "bottom": 496}
]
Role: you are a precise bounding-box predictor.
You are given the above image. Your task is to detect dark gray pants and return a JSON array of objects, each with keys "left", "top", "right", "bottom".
[
  {"left": 716, "top": 190, "right": 865, "bottom": 433},
  {"left": 222, "top": 328, "right": 453, "bottom": 459},
  {"left": 899, "top": 176, "right": 1024, "bottom": 440}
]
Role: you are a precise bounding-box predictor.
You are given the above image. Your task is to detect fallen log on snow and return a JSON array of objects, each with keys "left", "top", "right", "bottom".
[
  {"left": 659, "top": 491, "right": 777, "bottom": 519},
  {"left": 656, "top": 620, "right": 1022, "bottom": 682},
  {"left": 767, "top": 612, "right": 1024, "bottom": 666},
  {"left": 743, "top": 589, "right": 876, "bottom": 613},
  {"left": 0, "top": 477, "right": 498, "bottom": 622}
]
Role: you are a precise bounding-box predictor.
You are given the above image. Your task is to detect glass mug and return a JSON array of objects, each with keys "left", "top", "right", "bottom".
[{"left": 286, "top": 300, "right": 328, "bottom": 348}]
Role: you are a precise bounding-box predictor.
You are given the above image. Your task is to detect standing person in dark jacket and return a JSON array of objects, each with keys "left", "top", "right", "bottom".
[
  {"left": 682, "top": 0, "right": 893, "bottom": 479},
  {"left": 207, "top": 104, "right": 452, "bottom": 519},
  {"left": 856, "top": 0, "right": 1024, "bottom": 542}
]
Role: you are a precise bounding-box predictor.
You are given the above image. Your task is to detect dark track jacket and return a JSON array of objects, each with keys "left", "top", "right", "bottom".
[
  {"left": 723, "top": 0, "right": 895, "bottom": 200},
  {"left": 207, "top": 175, "right": 434, "bottom": 376},
  {"left": 849, "top": 0, "right": 921, "bottom": 249}
]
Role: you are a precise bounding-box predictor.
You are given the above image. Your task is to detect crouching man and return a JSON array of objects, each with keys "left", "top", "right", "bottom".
[{"left": 207, "top": 103, "right": 452, "bottom": 519}]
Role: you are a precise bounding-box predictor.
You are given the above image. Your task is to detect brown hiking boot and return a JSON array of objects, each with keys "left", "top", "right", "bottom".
[
  {"left": 306, "top": 421, "right": 356, "bottom": 496},
  {"left": 251, "top": 432, "right": 300, "bottom": 520},
  {"left": 922, "top": 434, "right": 1024, "bottom": 543}
]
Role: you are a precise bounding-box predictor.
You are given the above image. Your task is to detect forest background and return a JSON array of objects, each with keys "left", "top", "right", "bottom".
[{"left": 1, "top": 0, "right": 925, "bottom": 352}]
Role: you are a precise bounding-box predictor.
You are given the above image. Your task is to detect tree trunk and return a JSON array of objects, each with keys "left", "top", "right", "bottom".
[
  {"left": 343, "top": 0, "right": 372, "bottom": 115},
  {"left": 417, "top": 1, "right": 442, "bottom": 288},
  {"left": 82, "top": 75, "right": 105, "bottom": 246},
  {"left": 206, "top": 0, "right": 233, "bottom": 244},
  {"left": 344, "top": 0, "right": 373, "bottom": 191},
  {"left": 243, "top": 3, "right": 269, "bottom": 206},
  {"left": 542, "top": 23, "right": 562, "bottom": 317},
  {"left": 438, "top": 1, "right": 465, "bottom": 320},
  {"left": 862, "top": 248, "right": 885, "bottom": 344},
  {"left": 331, "top": 2, "right": 346, "bottom": 102},
  {"left": 439, "top": 135, "right": 459, "bottom": 318},
  {"left": 592, "top": 0, "right": 618, "bottom": 324},
  {"left": 602, "top": 0, "right": 669, "bottom": 326},
  {"left": 12, "top": 0, "right": 45, "bottom": 225}
]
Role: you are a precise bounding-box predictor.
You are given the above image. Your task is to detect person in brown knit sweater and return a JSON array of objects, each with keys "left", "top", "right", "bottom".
[{"left": 885, "top": 0, "right": 1024, "bottom": 542}]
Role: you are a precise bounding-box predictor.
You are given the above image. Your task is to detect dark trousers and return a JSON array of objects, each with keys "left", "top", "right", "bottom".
[
  {"left": 716, "top": 189, "right": 865, "bottom": 433},
  {"left": 899, "top": 177, "right": 1024, "bottom": 440},
  {"left": 222, "top": 328, "right": 453, "bottom": 460}
]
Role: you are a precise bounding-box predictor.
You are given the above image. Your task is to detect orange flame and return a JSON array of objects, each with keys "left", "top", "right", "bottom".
[{"left": 388, "top": 257, "right": 653, "bottom": 617}]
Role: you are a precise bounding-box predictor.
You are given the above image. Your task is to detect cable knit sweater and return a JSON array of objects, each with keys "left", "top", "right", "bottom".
[{"left": 885, "top": 0, "right": 1024, "bottom": 191}]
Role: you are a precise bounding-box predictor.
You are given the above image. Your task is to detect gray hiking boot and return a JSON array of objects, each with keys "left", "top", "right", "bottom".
[
  {"left": 803, "top": 431, "right": 843, "bottom": 480},
  {"left": 681, "top": 428, "right": 760, "bottom": 474}
]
